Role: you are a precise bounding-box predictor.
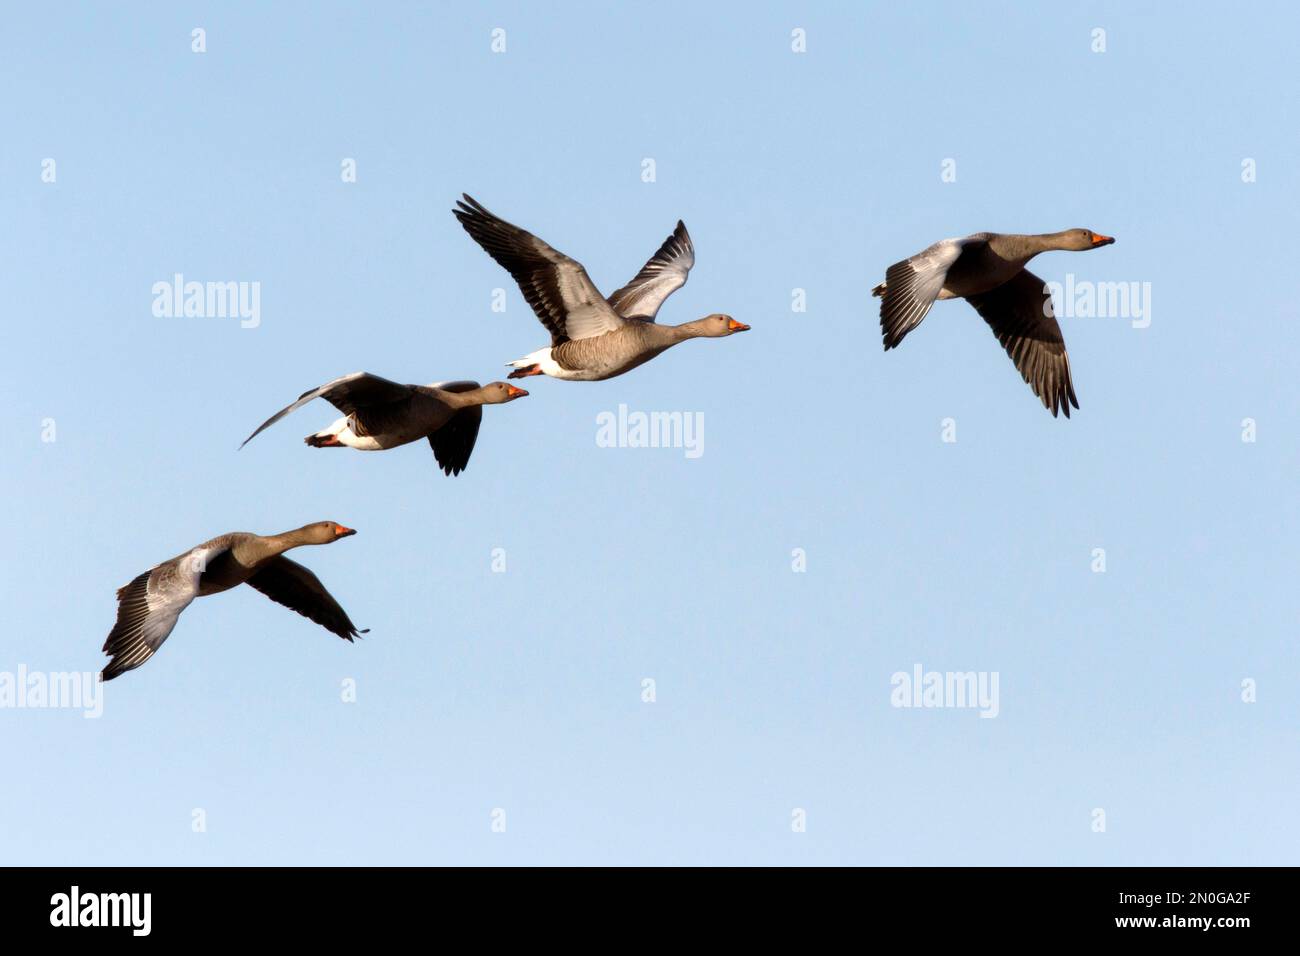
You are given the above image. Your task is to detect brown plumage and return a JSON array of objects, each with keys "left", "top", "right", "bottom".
[
  {"left": 100, "top": 523, "right": 365, "bottom": 682},
  {"left": 240, "top": 373, "right": 528, "bottom": 476},
  {"left": 872, "top": 229, "right": 1116, "bottom": 418},
  {"left": 453, "top": 195, "right": 747, "bottom": 381}
]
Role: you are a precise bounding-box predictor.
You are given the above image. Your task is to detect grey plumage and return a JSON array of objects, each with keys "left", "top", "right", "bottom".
[
  {"left": 453, "top": 194, "right": 746, "bottom": 381},
  {"left": 100, "top": 524, "right": 365, "bottom": 682},
  {"left": 241, "top": 373, "right": 526, "bottom": 476},
  {"left": 873, "top": 229, "right": 1115, "bottom": 418}
]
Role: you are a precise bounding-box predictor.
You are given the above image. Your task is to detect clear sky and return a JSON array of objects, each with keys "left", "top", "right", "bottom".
[{"left": 2, "top": 2, "right": 1296, "bottom": 865}]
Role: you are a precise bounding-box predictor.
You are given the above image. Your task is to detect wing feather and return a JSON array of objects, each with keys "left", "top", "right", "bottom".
[
  {"left": 965, "top": 270, "right": 1079, "bottom": 418},
  {"left": 418, "top": 381, "right": 484, "bottom": 476},
  {"left": 245, "top": 556, "right": 367, "bottom": 641},
  {"left": 453, "top": 195, "right": 624, "bottom": 344},
  {"left": 875, "top": 238, "right": 975, "bottom": 349},
  {"left": 100, "top": 545, "right": 227, "bottom": 681},
  {"left": 607, "top": 220, "right": 695, "bottom": 320},
  {"left": 240, "top": 372, "right": 413, "bottom": 447}
]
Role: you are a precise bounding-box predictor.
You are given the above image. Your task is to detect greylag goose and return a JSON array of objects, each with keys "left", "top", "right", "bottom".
[
  {"left": 872, "top": 230, "right": 1116, "bottom": 417},
  {"left": 241, "top": 373, "right": 528, "bottom": 476},
  {"left": 100, "top": 522, "right": 365, "bottom": 681},
  {"left": 453, "top": 195, "right": 748, "bottom": 381}
]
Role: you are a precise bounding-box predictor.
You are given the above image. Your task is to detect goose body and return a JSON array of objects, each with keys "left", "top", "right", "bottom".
[
  {"left": 241, "top": 373, "right": 528, "bottom": 476},
  {"left": 454, "top": 195, "right": 748, "bottom": 382},
  {"left": 872, "top": 230, "right": 1115, "bottom": 418},
  {"left": 509, "top": 321, "right": 700, "bottom": 382},
  {"left": 100, "top": 522, "right": 365, "bottom": 681}
]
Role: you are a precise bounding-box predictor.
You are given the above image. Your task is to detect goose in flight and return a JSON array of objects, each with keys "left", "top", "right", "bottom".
[
  {"left": 453, "top": 194, "right": 748, "bottom": 381},
  {"left": 100, "top": 522, "right": 365, "bottom": 681},
  {"left": 872, "top": 230, "right": 1116, "bottom": 417},
  {"left": 241, "top": 373, "right": 528, "bottom": 476}
]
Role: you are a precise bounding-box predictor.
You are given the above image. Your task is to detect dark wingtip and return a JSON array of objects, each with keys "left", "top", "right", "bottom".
[{"left": 453, "top": 193, "right": 475, "bottom": 218}]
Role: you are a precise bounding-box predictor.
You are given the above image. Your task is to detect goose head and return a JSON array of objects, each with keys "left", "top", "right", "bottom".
[
  {"left": 694, "top": 313, "right": 750, "bottom": 337},
  {"left": 1061, "top": 228, "right": 1115, "bottom": 250},
  {"left": 300, "top": 521, "right": 357, "bottom": 545},
  {"left": 480, "top": 382, "right": 529, "bottom": 404}
]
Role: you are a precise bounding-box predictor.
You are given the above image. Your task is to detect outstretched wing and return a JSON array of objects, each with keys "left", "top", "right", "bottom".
[
  {"left": 965, "top": 270, "right": 1080, "bottom": 418},
  {"left": 421, "top": 381, "right": 483, "bottom": 477},
  {"left": 606, "top": 220, "right": 695, "bottom": 320},
  {"left": 453, "top": 194, "right": 625, "bottom": 344},
  {"left": 244, "top": 556, "right": 368, "bottom": 641},
  {"left": 876, "top": 237, "right": 979, "bottom": 349},
  {"left": 240, "top": 372, "right": 413, "bottom": 447},
  {"left": 100, "top": 544, "right": 228, "bottom": 681}
]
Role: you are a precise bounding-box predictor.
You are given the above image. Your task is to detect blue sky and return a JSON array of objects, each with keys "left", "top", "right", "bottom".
[{"left": 2, "top": 2, "right": 1296, "bottom": 865}]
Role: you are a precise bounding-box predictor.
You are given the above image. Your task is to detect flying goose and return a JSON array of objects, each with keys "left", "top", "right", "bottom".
[
  {"left": 100, "top": 522, "right": 365, "bottom": 681},
  {"left": 241, "top": 373, "right": 528, "bottom": 476},
  {"left": 453, "top": 195, "right": 749, "bottom": 381},
  {"left": 872, "top": 230, "right": 1116, "bottom": 417}
]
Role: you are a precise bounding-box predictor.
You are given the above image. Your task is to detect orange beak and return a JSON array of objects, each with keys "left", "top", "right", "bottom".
[
  {"left": 506, "top": 385, "right": 529, "bottom": 398},
  {"left": 1090, "top": 233, "right": 1115, "bottom": 246},
  {"left": 727, "top": 318, "right": 750, "bottom": 332},
  {"left": 334, "top": 525, "right": 356, "bottom": 537}
]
